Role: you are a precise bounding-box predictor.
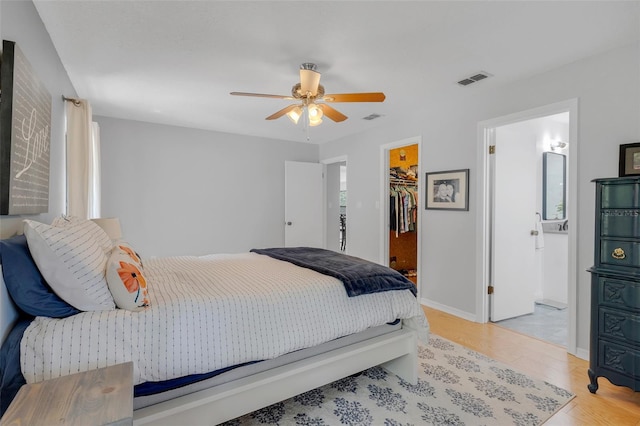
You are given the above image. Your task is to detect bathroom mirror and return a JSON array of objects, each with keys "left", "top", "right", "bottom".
[{"left": 543, "top": 152, "right": 566, "bottom": 220}]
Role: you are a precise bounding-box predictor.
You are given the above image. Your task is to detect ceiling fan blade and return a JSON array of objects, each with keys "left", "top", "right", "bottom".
[
  {"left": 318, "top": 104, "right": 348, "bottom": 122},
  {"left": 323, "top": 92, "right": 386, "bottom": 103},
  {"left": 230, "top": 92, "right": 294, "bottom": 100},
  {"left": 265, "top": 104, "right": 298, "bottom": 120},
  {"left": 299, "top": 69, "right": 321, "bottom": 96}
]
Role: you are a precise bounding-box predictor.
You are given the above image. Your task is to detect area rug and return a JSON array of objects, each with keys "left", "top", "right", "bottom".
[{"left": 222, "top": 334, "right": 575, "bottom": 426}]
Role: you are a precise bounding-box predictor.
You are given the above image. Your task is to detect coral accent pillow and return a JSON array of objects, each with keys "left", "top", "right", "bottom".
[
  {"left": 115, "top": 240, "right": 143, "bottom": 267},
  {"left": 23, "top": 219, "right": 115, "bottom": 311},
  {"left": 106, "top": 244, "right": 150, "bottom": 311}
]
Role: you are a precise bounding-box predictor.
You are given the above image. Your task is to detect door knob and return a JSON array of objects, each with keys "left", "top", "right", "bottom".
[
  {"left": 286, "top": 221, "right": 292, "bottom": 226},
  {"left": 530, "top": 230, "right": 539, "bottom": 236}
]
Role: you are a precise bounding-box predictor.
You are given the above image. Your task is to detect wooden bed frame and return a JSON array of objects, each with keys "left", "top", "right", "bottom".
[{"left": 0, "top": 265, "right": 419, "bottom": 426}]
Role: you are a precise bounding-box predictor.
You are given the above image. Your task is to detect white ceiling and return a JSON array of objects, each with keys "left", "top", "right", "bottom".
[{"left": 33, "top": 1, "right": 639, "bottom": 144}]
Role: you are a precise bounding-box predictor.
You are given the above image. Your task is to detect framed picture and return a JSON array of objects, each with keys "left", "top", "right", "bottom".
[
  {"left": 619, "top": 142, "right": 640, "bottom": 177},
  {"left": 0, "top": 40, "right": 52, "bottom": 215},
  {"left": 425, "top": 169, "right": 469, "bottom": 211}
]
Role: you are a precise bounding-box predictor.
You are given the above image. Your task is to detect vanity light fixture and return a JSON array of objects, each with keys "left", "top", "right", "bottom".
[{"left": 550, "top": 140, "right": 568, "bottom": 151}]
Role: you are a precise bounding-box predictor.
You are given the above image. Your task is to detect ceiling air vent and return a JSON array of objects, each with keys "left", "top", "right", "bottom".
[
  {"left": 457, "top": 71, "right": 492, "bottom": 86},
  {"left": 363, "top": 113, "right": 382, "bottom": 121}
]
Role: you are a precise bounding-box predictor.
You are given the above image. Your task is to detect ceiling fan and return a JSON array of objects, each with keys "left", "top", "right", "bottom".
[{"left": 230, "top": 63, "right": 385, "bottom": 127}]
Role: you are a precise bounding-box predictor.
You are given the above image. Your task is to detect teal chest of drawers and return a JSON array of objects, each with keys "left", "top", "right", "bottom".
[{"left": 588, "top": 177, "right": 640, "bottom": 393}]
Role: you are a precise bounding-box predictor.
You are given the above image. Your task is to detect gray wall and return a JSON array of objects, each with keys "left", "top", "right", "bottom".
[
  {"left": 97, "top": 116, "right": 318, "bottom": 257},
  {"left": 0, "top": 0, "right": 77, "bottom": 238},
  {"left": 320, "top": 42, "right": 640, "bottom": 355}
]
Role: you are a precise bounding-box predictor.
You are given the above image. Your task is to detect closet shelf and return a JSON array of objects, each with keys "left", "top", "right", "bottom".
[{"left": 390, "top": 178, "right": 417, "bottom": 186}]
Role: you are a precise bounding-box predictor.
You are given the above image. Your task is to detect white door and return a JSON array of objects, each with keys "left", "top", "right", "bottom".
[
  {"left": 491, "top": 126, "right": 538, "bottom": 322},
  {"left": 284, "top": 161, "right": 324, "bottom": 247}
]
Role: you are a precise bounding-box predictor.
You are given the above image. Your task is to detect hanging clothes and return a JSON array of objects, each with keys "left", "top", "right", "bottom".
[{"left": 389, "top": 182, "right": 418, "bottom": 237}]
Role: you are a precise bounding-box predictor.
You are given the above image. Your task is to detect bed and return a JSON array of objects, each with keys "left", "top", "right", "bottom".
[{"left": 0, "top": 218, "right": 429, "bottom": 425}]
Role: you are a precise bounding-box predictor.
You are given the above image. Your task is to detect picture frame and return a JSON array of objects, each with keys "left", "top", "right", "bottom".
[
  {"left": 1, "top": 40, "right": 52, "bottom": 215},
  {"left": 619, "top": 142, "right": 640, "bottom": 177},
  {"left": 425, "top": 169, "right": 469, "bottom": 211}
]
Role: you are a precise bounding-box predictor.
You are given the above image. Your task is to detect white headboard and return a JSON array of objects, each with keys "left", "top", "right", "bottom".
[{"left": 0, "top": 265, "right": 20, "bottom": 345}]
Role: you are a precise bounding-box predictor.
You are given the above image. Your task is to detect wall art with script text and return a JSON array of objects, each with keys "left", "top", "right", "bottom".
[{"left": 0, "top": 40, "right": 52, "bottom": 215}]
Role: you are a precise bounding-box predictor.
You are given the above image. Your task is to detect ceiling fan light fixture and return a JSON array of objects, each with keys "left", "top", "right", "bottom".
[
  {"left": 287, "top": 106, "right": 303, "bottom": 124},
  {"left": 307, "top": 103, "right": 323, "bottom": 126},
  {"left": 308, "top": 116, "right": 323, "bottom": 127},
  {"left": 231, "top": 63, "right": 384, "bottom": 130},
  {"left": 300, "top": 68, "right": 321, "bottom": 96},
  {"left": 307, "top": 103, "right": 322, "bottom": 117}
]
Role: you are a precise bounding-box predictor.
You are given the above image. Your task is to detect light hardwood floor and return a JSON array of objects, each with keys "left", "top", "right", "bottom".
[{"left": 423, "top": 306, "right": 640, "bottom": 426}]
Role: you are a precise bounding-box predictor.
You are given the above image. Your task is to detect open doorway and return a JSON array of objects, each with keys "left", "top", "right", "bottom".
[
  {"left": 380, "top": 137, "right": 422, "bottom": 295},
  {"left": 491, "top": 113, "right": 570, "bottom": 347},
  {"left": 476, "top": 99, "right": 578, "bottom": 354},
  {"left": 339, "top": 164, "right": 347, "bottom": 252},
  {"left": 324, "top": 157, "right": 347, "bottom": 253}
]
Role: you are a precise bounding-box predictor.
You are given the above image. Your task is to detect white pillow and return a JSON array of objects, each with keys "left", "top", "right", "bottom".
[
  {"left": 23, "top": 219, "right": 115, "bottom": 311},
  {"left": 106, "top": 244, "right": 150, "bottom": 311},
  {"left": 53, "top": 215, "right": 114, "bottom": 254}
]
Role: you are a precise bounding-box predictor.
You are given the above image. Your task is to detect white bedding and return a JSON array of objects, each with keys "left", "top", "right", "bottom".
[{"left": 21, "top": 252, "right": 429, "bottom": 386}]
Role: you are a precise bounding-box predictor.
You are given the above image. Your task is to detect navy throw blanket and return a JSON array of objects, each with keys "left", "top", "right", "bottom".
[{"left": 250, "top": 247, "right": 416, "bottom": 297}]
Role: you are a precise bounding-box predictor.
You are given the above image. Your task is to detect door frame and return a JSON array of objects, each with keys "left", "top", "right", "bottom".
[
  {"left": 475, "top": 98, "right": 578, "bottom": 355},
  {"left": 380, "top": 136, "right": 422, "bottom": 300},
  {"left": 322, "top": 155, "right": 348, "bottom": 252}
]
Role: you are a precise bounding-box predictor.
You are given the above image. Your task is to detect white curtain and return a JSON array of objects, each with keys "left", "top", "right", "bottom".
[
  {"left": 65, "top": 99, "right": 101, "bottom": 219},
  {"left": 89, "top": 122, "right": 101, "bottom": 218}
]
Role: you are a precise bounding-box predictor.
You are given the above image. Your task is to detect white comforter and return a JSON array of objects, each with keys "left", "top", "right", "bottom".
[{"left": 21, "top": 252, "right": 429, "bottom": 385}]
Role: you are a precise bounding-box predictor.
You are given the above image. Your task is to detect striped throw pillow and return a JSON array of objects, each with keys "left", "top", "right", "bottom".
[{"left": 23, "top": 219, "right": 115, "bottom": 311}]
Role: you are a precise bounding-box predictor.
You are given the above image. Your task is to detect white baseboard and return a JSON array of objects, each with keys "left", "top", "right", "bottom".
[
  {"left": 575, "top": 347, "right": 589, "bottom": 361},
  {"left": 420, "top": 298, "right": 478, "bottom": 322}
]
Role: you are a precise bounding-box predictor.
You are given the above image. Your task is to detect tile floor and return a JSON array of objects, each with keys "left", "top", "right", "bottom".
[{"left": 493, "top": 303, "right": 568, "bottom": 347}]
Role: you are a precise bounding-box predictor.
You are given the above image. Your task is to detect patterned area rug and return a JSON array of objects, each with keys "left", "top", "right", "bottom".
[{"left": 222, "top": 334, "right": 575, "bottom": 425}]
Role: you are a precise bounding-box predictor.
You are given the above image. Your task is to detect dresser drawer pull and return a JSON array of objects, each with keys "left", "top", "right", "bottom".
[{"left": 611, "top": 247, "right": 626, "bottom": 260}]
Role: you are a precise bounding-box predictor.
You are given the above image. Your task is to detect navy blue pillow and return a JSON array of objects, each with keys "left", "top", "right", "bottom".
[{"left": 0, "top": 235, "right": 79, "bottom": 318}]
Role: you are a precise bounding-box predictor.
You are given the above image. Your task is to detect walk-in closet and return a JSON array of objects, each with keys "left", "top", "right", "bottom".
[{"left": 388, "top": 145, "right": 418, "bottom": 285}]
